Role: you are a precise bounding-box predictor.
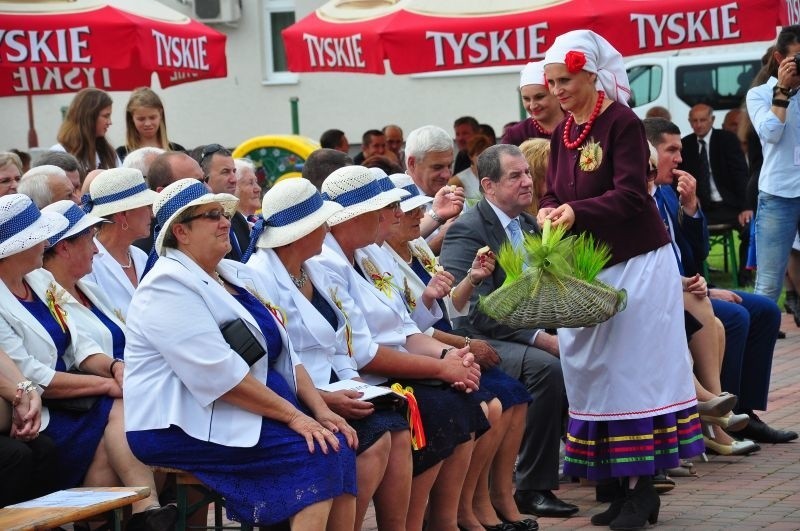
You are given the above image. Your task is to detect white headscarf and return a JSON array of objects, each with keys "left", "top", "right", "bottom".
[
  {"left": 544, "top": 30, "right": 631, "bottom": 106},
  {"left": 519, "top": 60, "right": 545, "bottom": 88}
]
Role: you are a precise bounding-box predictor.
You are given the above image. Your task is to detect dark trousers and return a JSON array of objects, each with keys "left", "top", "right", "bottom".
[
  {"left": 711, "top": 292, "right": 781, "bottom": 412},
  {"left": 0, "top": 434, "right": 58, "bottom": 507},
  {"left": 486, "top": 340, "right": 565, "bottom": 491}
]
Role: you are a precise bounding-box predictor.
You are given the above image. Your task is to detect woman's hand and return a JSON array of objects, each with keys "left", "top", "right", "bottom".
[
  {"left": 681, "top": 274, "right": 708, "bottom": 298},
  {"left": 322, "top": 389, "right": 374, "bottom": 420},
  {"left": 432, "top": 185, "right": 466, "bottom": 222},
  {"left": 544, "top": 204, "right": 575, "bottom": 230},
  {"left": 469, "top": 250, "right": 495, "bottom": 283},
  {"left": 469, "top": 339, "right": 501, "bottom": 369},
  {"left": 11, "top": 389, "right": 42, "bottom": 441},
  {"left": 536, "top": 207, "right": 555, "bottom": 228},
  {"left": 439, "top": 346, "right": 481, "bottom": 392},
  {"left": 105, "top": 379, "right": 123, "bottom": 398},
  {"left": 110, "top": 360, "right": 124, "bottom": 390},
  {"left": 314, "top": 408, "right": 358, "bottom": 450},
  {"left": 421, "top": 270, "right": 455, "bottom": 308},
  {"left": 287, "top": 411, "right": 343, "bottom": 454}
]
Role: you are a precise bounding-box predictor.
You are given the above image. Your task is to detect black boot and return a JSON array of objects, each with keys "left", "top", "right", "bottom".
[
  {"left": 591, "top": 478, "right": 626, "bottom": 526},
  {"left": 609, "top": 476, "right": 660, "bottom": 530}
]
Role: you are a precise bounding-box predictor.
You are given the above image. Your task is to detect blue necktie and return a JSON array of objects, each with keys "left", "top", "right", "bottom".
[{"left": 508, "top": 218, "right": 523, "bottom": 250}]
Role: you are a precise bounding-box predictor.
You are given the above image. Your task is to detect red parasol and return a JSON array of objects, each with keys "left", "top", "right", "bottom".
[
  {"left": 0, "top": 0, "right": 227, "bottom": 96},
  {"left": 283, "top": 0, "right": 786, "bottom": 75},
  {"left": 0, "top": 0, "right": 227, "bottom": 146}
]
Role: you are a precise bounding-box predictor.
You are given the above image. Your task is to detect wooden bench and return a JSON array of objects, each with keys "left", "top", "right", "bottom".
[
  {"left": 153, "top": 467, "right": 253, "bottom": 531},
  {"left": 0, "top": 486, "right": 149, "bottom": 531}
]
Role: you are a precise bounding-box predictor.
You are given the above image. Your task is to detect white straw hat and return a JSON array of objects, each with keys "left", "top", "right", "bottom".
[
  {"left": 389, "top": 173, "right": 433, "bottom": 212},
  {"left": 322, "top": 165, "right": 407, "bottom": 226},
  {"left": 0, "top": 194, "right": 68, "bottom": 259},
  {"left": 42, "top": 200, "right": 108, "bottom": 246},
  {"left": 82, "top": 167, "right": 158, "bottom": 217},
  {"left": 151, "top": 178, "right": 239, "bottom": 256},
  {"left": 246, "top": 178, "right": 342, "bottom": 254},
  {"left": 371, "top": 167, "right": 411, "bottom": 202}
]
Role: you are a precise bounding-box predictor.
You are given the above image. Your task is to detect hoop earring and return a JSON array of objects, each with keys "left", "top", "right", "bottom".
[{"left": 121, "top": 221, "right": 129, "bottom": 231}]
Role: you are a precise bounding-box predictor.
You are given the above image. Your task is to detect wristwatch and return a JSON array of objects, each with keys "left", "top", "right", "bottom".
[{"left": 428, "top": 209, "right": 445, "bottom": 225}]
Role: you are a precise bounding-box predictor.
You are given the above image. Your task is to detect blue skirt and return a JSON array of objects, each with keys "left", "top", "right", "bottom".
[
  {"left": 42, "top": 395, "right": 114, "bottom": 490},
  {"left": 563, "top": 405, "right": 705, "bottom": 481},
  {"left": 480, "top": 366, "right": 532, "bottom": 410},
  {"left": 127, "top": 370, "right": 356, "bottom": 526},
  {"left": 348, "top": 409, "right": 409, "bottom": 455}
]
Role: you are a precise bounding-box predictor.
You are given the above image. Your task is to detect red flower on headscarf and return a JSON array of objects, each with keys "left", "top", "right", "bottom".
[{"left": 565, "top": 51, "right": 587, "bottom": 74}]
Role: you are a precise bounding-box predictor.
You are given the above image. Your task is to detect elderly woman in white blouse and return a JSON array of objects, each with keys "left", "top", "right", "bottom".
[
  {"left": 0, "top": 194, "right": 171, "bottom": 530},
  {"left": 82, "top": 167, "right": 157, "bottom": 317},
  {"left": 124, "top": 179, "right": 357, "bottom": 529}
]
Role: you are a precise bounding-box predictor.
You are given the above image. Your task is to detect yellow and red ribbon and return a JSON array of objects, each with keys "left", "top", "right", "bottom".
[
  {"left": 45, "top": 286, "right": 68, "bottom": 333},
  {"left": 391, "top": 383, "right": 426, "bottom": 450},
  {"left": 329, "top": 288, "right": 354, "bottom": 357}
]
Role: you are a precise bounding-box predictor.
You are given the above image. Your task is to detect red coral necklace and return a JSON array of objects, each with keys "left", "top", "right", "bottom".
[
  {"left": 562, "top": 91, "right": 605, "bottom": 150},
  {"left": 531, "top": 119, "right": 552, "bottom": 137}
]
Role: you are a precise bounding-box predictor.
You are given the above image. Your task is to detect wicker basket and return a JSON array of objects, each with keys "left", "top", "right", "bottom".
[{"left": 479, "top": 268, "right": 627, "bottom": 329}]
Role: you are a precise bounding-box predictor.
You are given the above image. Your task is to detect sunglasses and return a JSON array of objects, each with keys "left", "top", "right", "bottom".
[
  {"left": 181, "top": 208, "right": 232, "bottom": 223},
  {"left": 199, "top": 143, "right": 226, "bottom": 166}
]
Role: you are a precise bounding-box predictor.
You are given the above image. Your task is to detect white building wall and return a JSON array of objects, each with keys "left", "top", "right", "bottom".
[{"left": 0, "top": 0, "right": 524, "bottom": 155}]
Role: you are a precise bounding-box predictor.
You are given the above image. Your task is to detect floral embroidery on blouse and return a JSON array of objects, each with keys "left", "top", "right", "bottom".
[{"left": 410, "top": 243, "right": 438, "bottom": 275}]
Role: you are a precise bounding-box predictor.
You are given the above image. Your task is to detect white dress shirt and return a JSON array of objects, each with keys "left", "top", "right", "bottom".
[{"left": 84, "top": 238, "right": 147, "bottom": 318}]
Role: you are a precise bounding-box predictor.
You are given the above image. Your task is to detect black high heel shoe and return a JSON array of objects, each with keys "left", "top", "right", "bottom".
[
  {"left": 591, "top": 479, "right": 626, "bottom": 526},
  {"left": 492, "top": 504, "right": 539, "bottom": 531}
]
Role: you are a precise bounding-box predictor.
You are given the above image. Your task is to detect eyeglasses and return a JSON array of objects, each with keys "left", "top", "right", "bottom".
[
  {"left": 180, "top": 208, "right": 232, "bottom": 223},
  {"left": 384, "top": 201, "right": 401, "bottom": 211}
]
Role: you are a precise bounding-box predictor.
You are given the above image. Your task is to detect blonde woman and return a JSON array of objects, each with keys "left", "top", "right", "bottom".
[{"left": 117, "top": 87, "right": 185, "bottom": 161}]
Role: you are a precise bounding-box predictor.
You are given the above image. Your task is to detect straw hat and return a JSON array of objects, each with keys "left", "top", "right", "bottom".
[
  {"left": 42, "top": 200, "right": 108, "bottom": 247},
  {"left": 82, "top": 167, "right": 158, "bottom": 217},
  {"left": 0, "top": 194, "right": 68, "bottom": 260},
  {"left": 389, "top": 173, "right": 433, "bottom": 212},
  {"left": 254, "top": 178, "right": 342, "bottom": 250},
  {"left": 152, "top": 178, "right": 238, "bottom": 256},
  {"left": 370, "top": 167, "right": 411, "bottom": 202},
  {"left": 321, "top": 165, "right": 407, "bottom": 226}
]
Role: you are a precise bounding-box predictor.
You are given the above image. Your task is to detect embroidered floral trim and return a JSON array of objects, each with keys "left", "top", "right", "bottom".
[
  {"left": 329, "top": 287, "right": 354, "bottom": 357},
  {"left": 410, "top": 243, "right": 438, "bottom": 275},
  {"left": 578, "top": 138, "right": 603, "bottom": 172},
  {"left": 360, "top": 258, "right": 395, "bottom": 298},
  {"left": 45, "top": 282, "right": 69, "bottom": 333}
]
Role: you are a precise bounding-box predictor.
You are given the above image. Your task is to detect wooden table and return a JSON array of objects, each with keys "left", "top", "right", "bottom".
[{"left": 0, "top": 486, "right": 150, "bottom": 531}]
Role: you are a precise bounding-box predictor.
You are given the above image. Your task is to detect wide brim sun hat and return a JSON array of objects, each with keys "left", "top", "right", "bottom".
[
  {"left": 43, "top": 200, "right": 109, "bottom": 247},
  {"left": 0, "top": 194, "right": 69, "bottom": 259},
  {"left": 389, "top": 173, "right": 434, "bottom": 213},
  {"left": 82, "top": 167, "right": 159, "bottom": 218},
  {"left": 371, "top": 167, "right": 411, "bottom": 203},
  {"left": 322, "top": 165, "right": 408, "bottom": 226},
  {"left": 153, "top": 178, "right": 239, "bottom": 255},
  {"left": 256, "top": 178, "right": 343, "bottom": 249}
]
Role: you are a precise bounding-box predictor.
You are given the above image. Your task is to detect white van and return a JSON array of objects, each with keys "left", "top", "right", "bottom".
[{"left": 625, "top": 42, "right": 772, "bottom": 136}]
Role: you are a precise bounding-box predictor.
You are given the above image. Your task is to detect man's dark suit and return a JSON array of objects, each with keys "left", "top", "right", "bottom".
[
  {"left": 679, "top": 128, "right": 750, "bottom": 280},
  {"left": 226, "top": 211, "right": 251, "bottom": 261},
  {"left": 654, "top": 185, "right": 709, "bottom": 276},
  {"left": 439, "top": 198, "right": 565, "bottom": 492}
]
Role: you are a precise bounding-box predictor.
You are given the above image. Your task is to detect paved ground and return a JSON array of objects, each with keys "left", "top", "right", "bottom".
[{"left": 359, "top": 312, "right": 800, "bottom": 530}]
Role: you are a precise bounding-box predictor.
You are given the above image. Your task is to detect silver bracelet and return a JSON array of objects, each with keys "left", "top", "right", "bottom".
[
  {"left": 428, "top": 209, "right": 445, "bottom": 225},
  {"left": 16, "top": 380, "right": 35, "bottom": 393}
]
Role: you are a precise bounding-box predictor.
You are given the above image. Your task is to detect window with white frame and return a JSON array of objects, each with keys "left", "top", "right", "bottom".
[{"left": 262, "top": 0, "right": 297, "bottom": 84}]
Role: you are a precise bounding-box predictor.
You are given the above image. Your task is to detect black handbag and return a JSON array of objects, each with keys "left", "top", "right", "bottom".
[
  {"left": 221, "top": 318, "right": 267, "bottom": 366},
  {"left": 42, "top": 368, "right": 101, "bottom": 412}
]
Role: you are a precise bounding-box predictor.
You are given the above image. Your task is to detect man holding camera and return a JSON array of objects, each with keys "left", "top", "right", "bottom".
[{"left": 747, "top": 25, "right": 800, "bottom": 302}]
